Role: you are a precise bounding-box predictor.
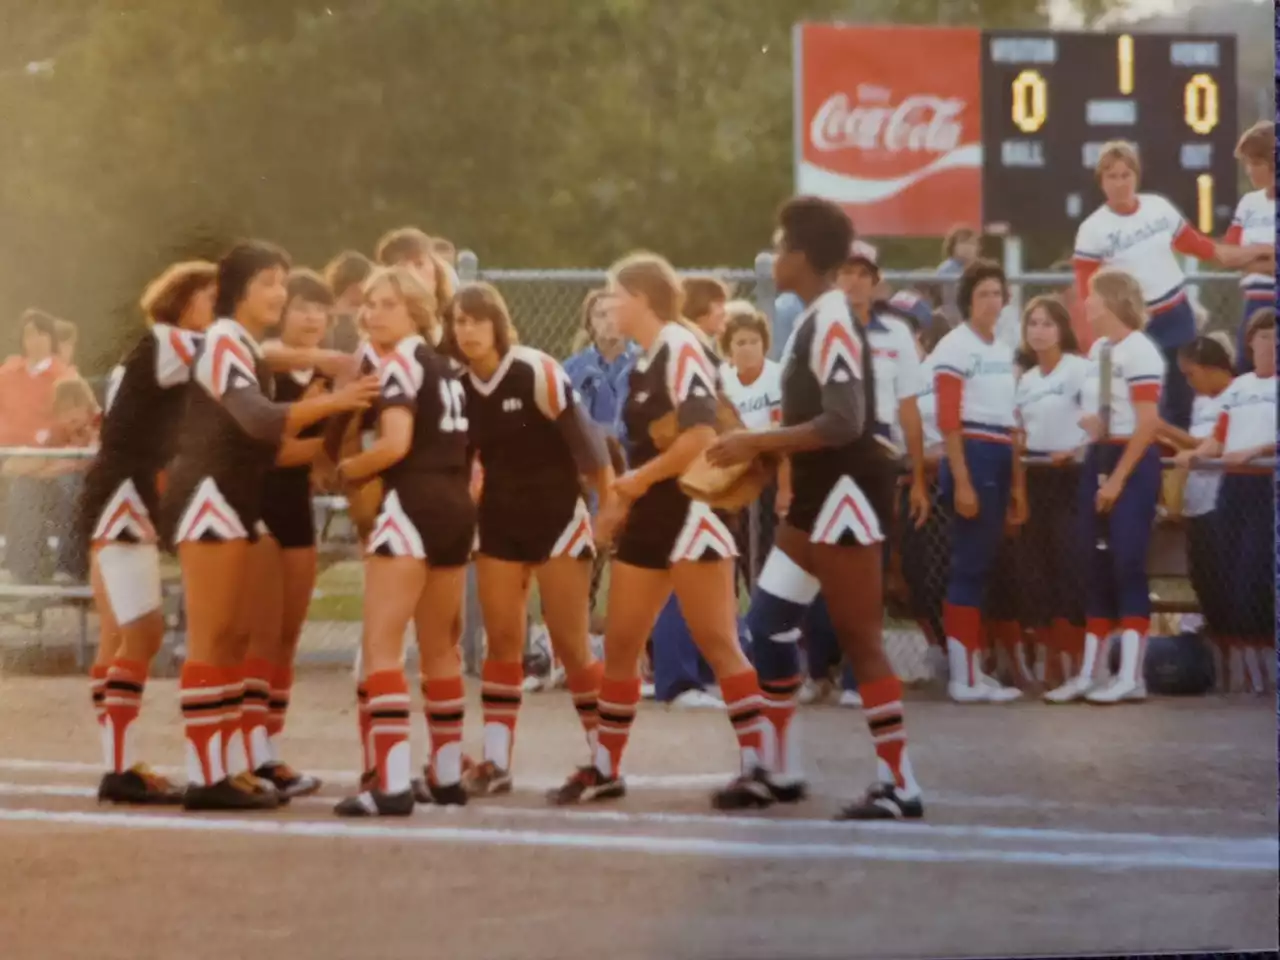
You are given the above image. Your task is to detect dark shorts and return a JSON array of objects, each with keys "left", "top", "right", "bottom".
[
  {"left": 787, "top": 470, "right": 894, "bottom": 547},
  {"left": 261, "top": 494, "right": 316, "bottom": 550},
  {"left": 478, "top": 492, "right": 594, "bottom": 565},
  {"left": 366, "top": 476, "right": 476, "bottom": 569},
  {"left": 614, "top": 479, "right": 737, "bottom": 571}
]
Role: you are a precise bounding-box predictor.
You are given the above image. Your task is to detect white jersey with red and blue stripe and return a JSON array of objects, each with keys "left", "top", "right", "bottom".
[
  {"left": 1080, "top": 331, "right": 1166, "bottom": 439},
  {"left": 1213, "top": 373, "right": 1276, "bottom": 455},
  {"left": 915, "top": 354, "right": 942, "bottom": 449},
  {"left": 1182, "top": 392, "right": 1225, "bottom": 517},
  {"left": 1014, "top": 354, "right": 1089, "bottom": 454},
  {"left": 1224, "top": 189, "right": 1275, "bottom": 304},
  {"left": 1073, "top": 194, "right": 1205, "bottom": 310},
  {"left": 931, "top": 323, "right": 1016, "bottom": 444},
  {"left": 866, "top": 308, "right": 925, "bottom": 446}
]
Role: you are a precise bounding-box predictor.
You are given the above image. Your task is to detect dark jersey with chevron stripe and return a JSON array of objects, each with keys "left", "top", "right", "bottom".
[
  {"left": 158, "top": 318, "right": 281, "bottom": 545},
  {"left": 76, "top": 323, "right": 203, "bottom": 545},
  {"left": 377, "top": 335, "right": 470, "bottom": 505},
  {"left": 780, "top": 289, "right": 889, "bottom": 509}
]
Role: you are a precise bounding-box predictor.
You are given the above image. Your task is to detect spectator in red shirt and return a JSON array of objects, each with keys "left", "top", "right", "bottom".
[{"left": 0, "top": 309, "right": 70, "bottom": 448}]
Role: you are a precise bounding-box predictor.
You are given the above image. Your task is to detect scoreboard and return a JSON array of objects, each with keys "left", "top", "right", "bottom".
[
  {"left": 980, "top": 31, "right": 1238, "bottom": 235},
  {"left": 794, "top": 25, "right": 1240, "bottom": 238}
]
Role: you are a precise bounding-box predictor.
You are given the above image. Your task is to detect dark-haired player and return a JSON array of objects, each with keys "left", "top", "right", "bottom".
[
  {"left": 446, "top": 282, "right": 612, "bottom": 796},
  {"left": 159, "top": 241, "right": 378, "bottom": 811},
  {"left": 709, "top": 196, "right": 923, "bottom": 820}
]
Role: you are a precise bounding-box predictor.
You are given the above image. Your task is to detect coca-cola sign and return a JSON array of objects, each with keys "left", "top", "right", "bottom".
[
  {"left": 810, "top": 92, "right": 966, "bottom": 154},
  {"left": 794, "top": 24, "right": 983, "bottom": 236}
]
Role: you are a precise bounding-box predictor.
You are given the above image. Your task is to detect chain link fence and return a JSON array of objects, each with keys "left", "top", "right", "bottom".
[
  {"left": 0, "top": 259, "right": 1267, "bottom": 692},
  {"left": 458, "top": 253, "right": 1252, "bottom": 361}
]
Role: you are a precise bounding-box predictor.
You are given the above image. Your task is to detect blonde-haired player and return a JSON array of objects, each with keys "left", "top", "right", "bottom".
[{"left": 1072, "top": 141, "right": 1262, "bottom": 429}]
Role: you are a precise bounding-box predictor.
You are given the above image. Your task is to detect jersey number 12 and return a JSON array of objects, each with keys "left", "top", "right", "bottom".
[{"left": 438, "top": 379, "right": 468, "bottom": 433}]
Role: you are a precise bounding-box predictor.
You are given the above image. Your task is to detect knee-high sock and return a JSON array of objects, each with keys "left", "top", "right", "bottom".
[
  {"left": 480, "top": 660, "right": 523, "bottom": 770},
  {"left": 103, "top": 659, "right": 147, "bottom": 774},
  {"left": 424, "top": 675, "right": 466, "bottom": 786},
  {"left": 859, "top": 675, "right": 920, "bottom": 798},
  {"left": 365, "top": 669, "right": 412, "bottom": 794},
  {"left": 594, "top": 676, "right": 641, "bottom": 779},
  {"left": 566, "top": 661, "right": 604, "bottom": 756},
  {"left": 180, "top": 662, "right": 230, "bottom": 787},
  {"left": 240, "top": 657, "right": 274, "bottom": 770}
]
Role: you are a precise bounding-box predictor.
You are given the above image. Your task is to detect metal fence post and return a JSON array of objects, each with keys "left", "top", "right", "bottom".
[
  {"left": 457, "top": 248, "right": 479, "bottom": 283},
  {"left": 754, "top": 251, "right": 776, "bottom": 323}
]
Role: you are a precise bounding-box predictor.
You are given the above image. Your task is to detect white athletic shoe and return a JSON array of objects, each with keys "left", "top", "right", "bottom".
[
  {"left": 837, "top": 689, "right": 864, "bottom": 709},
  {"left": 1043, "top": 675, "right": 1093, "bottom": 703},
  {"left": 948, "top": 679, "right": 1021, "bottom": 704},
  {"left": 798, "top": 678, "right": 834, "bottom": 705},
  {"left": 669, "top": 689, "right": 725, "bottom": 710},
  {"left": 1085, "top": 676, "right": 1147, "bottom": 704}
]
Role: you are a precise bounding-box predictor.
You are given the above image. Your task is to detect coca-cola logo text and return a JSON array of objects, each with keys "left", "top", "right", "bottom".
[{"left": 810, "top": 93, "right": 967, "bottom": 154}]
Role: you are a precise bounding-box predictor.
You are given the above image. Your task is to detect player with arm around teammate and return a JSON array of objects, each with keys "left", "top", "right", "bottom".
[
  {"left": 159, "top": 242, "right": 379, "bottom": 812},
  {"left": 332, "top": 266, "right": 478, "bottom": 816},
  {"left": 1049, "top": 269, "right": 1166, "bottom": 704},
  {"left": 444, "top": 282, "right": 613, "bottom": 798},
  {"left": 1071, "top": 140, "right": 1263, "bottom": 429},
  {"left": 77, "top": 261, "right": 216, "bottom": 805},
  {"left": 238, "top": 269, "right": 339, "bottom": 800},
  {"left": 709, "top": 197, "right": 923, "bottom": 821}
]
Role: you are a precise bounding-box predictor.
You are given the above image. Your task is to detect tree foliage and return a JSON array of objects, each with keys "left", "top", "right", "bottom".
[{"left": 3, "top": 0, "right": 1144, "bottom": 367}]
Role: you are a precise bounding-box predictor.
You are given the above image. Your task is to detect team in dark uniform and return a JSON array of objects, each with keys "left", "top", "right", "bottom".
[
  {"left": 162, "top": 241, "right": 377, "bottom": 812},
  {"left": 448, "top": 282, "right": 612, "bottom": 799},
  {"left": 333, "top": 264, "right": 476, "bottom": 817},
  {"left": 564, "top": 252, "right": 772, "bottom": 810},
  {"left": 709, "top": 197, "right": 924, "bottom": 820},
  {"left": 79, "top": 261, "right": 217, "bottom": 806}
]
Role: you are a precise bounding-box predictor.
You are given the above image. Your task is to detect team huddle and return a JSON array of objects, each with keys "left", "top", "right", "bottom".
[{"left": 73, "top": 127, "right": 1275, "bottom": 822}]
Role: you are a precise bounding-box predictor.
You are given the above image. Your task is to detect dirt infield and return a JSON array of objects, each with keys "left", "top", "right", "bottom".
[{"left": 0, "top": 670, "right": 1275, "bottom": 960}]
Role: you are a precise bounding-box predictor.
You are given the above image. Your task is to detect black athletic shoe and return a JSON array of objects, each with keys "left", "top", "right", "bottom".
[
  {"left": 833, "top": 782, "right": 924, "bottom": 821},
  {"left": 711, "top": 767, "right": 776, "bottom": 811},
  {"left": 545, "top": 765, "right": 626, "bottom": 806},
  {"left": 424, "top": 776, "right": 468, "bottom": 807},
  {"left": 255, "top": 761, "right": 321, "bottom": 800},
  {"left": 97, "top": 765, "right": 183, "bottom": 806},
  {"left": 412, "top": 756, "right": 475, "bottom": 804},
  {"left": 761, "top": 774, "right": 809, "bottom": 805},
  {"left": 463, "top": 760, "right": 513, "bottom": 797},
  {"left": 334, "top": 787, "right": 415, "bottom": 818},
  {"left": 182, "top": 773, "right": 281, "bottom": 811}
]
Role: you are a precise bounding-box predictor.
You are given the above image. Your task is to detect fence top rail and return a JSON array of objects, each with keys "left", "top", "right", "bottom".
[
  {"left": 473, "top": 265, "right": 1242, "bottom": 285},
  {"left": 0, "top": 446, "right": 1270, "bottom": 472}
]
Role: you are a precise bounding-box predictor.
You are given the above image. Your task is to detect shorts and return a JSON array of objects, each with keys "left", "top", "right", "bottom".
[
  {"left": 787, "top": 472, "right": 893, "bottom": 547},
  {"left": 160, "top": 476, "right": 260, "bottom": 547},
  {"left": 614, "top": 479, "right": 738, "bottom": 571},
  {"left": 261, "top": 493, "right": 316, "bottom": 549},
  {"left": 366, "top": 482, "right": 476, "bottom": 569},
  {"left": 480, "top": 495, "right": 594, "bottom": 565}
]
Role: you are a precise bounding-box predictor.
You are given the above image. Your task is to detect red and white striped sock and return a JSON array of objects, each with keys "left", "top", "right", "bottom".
[
  {"left": 594, "top": 675, "right": 641, "bottom": 779},
  {"left": 424, "top": 676, "right": 467, "bottom": 786},
  {"left": 565, "top": 661, "right": 604, "bottom": 756},
  {"left": 179, "top": 662, "right": 229, "bottom": 787},
  {"left": 365, "top": 669, "right": 412, "bottom": 794},
  {"left": 480, "top": 660, "right": 523, "bottom": 771},
  {"left": 859, "top": 675, "right": 919, "bottom": 798}
]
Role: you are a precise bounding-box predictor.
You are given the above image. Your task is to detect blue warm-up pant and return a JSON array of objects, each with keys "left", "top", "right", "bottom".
[
  {"left": 1077, "top": 444, "right": 1161, "bottom": 625},
  {"left": 1215, "top": 472, "right": 1274, "bottom": 640}
]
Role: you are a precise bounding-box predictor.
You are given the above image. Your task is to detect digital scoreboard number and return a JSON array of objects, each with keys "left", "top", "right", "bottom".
[{"left": 980, "top": 31, "right": 1238, "bottom": 236}]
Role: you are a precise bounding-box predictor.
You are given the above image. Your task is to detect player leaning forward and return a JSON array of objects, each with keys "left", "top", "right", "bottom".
[{"left": 709, "top": 197, "right": 922, "bottom": 820}]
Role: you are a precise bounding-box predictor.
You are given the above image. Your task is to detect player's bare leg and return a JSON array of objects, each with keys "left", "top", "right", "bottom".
[
  {"left": 413, "top": 564, "right": 470, "bottom": 805},
  {"left": 466, "top": 555, "right": 532, "bottom": 796},
  {"left": 536, "top": 555, "right": 603, "bottom": 761},
  {"left": 91, "top": 546, "right": 182, "bottom": 805},
  {"left": 178, "top": 541, "right": 279, "bottom": 811},
  {"left": 334, "top": 555, "right": 423, "bottom": 817},
  {"left": 671, "top": 557, "right": 775, "bottom": 811},
  {"left": 549, "top": 561, "right": 669, "bottom": 805},
  {"left": 243, "top": 536, "right": 321, "bottom": 798}
]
